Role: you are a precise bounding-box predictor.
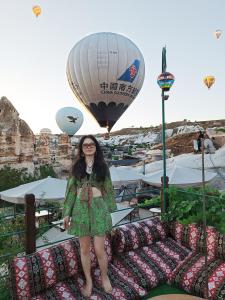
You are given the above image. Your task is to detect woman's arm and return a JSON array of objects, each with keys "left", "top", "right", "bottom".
[
  {"left": 102, "top": 169, "right": 117, "bottom": 213},
  {"left": 63, "top": 177, "right": 77, "bottom": 217}
]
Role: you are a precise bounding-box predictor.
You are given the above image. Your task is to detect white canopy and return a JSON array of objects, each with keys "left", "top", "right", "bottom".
[
  {"left": 0, "top": 176, "right": 67, "bottom": 204},
  {"left": 142, "top": 165, "right": 217, "bottom": 187},
  {"left": 110, "top": 166, "right": 143, "bottom": 187}
]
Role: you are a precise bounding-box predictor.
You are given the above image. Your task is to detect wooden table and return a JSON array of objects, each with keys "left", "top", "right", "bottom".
[{"left": 149, "top": 294, "right": 204, "bottom": 300}]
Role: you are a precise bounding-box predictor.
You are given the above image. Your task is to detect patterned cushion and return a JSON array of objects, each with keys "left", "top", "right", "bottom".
[
  {"left": 169, "top": 253, "right": 225, "bottom": 300},
  {"left": 197, "top": 226, "right": 218, "bottom": 259},
  {"left": 215, "top": 232, "right": 225, "bottom": 260},
  {"left": 169, "top": 221, "right": 185, "bottom": 244},
  {"left": 112, "top": 237, "right": 190, "bottom": 290},
  {"left": 170, "top": 222, "right": 225, "bottom": 259},
  {"left": 10, "top": 238, "right": 81, "bottom": 299},
  {"left": 112, "top": 217, "right": 167, "bottom": 254},
  {"left": 32, "top": 266, "right": 146, "bottom": 300},
  {"left": 92, "top": 263, "right": 147, "bottom": 299}
]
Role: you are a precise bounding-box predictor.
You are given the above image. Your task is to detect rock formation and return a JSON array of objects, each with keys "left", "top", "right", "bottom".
[{"left": 0, "top": 97, "right": 35, "bottom": 171}]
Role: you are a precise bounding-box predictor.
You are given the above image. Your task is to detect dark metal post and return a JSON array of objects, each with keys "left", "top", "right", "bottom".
[
  {"left": 201, "top": 137, "right": 208, "bottom": 298},
  {"left": 161, "top": 175, "right": 169, "bottom": 212},
  {"left": 25, "top": 194, "right": 36, "bottom": 254},
  {"left": 162, "top": 90, "right": 167, "bottom": 213}
]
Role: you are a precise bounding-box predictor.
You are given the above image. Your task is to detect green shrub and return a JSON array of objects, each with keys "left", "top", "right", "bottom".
[
  {"left": 162, "top": 186, "right": 225, "bottom": 233},
  {"left": 138, "top": 196, "right": 161, "bottom": 208}
]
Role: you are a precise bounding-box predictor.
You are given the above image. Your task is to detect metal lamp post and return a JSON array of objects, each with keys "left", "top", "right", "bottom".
[{"left": 157, "top": 47, "right": 175, "bottom": 212}]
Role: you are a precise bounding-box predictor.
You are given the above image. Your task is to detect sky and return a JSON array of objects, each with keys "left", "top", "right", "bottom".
[{"left": 0, "top": 0, "right": 224, "bottom": 135}]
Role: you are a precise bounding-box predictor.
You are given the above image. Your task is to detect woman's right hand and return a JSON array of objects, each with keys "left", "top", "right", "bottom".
[{"left": 63, "top": 216, "right": 70, "bottom": 230}]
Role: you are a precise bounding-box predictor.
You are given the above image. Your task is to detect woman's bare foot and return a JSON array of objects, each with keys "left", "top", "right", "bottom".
[
  {"left": 102, "top": 276, "right": 113, "bottom": 294},
  {"left": 81, "top": 281, "right": 92, "bottom": 298}
]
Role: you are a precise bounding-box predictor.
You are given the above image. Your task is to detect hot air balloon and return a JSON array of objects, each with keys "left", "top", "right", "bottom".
[
  {"left": 67, "top": 32, "right": 145, "bottom": 132},
  {"left": 55, "top": 107, "right": 83, "bottom": 137},
  {"left": 203, "top": 76, "right": 215, "bottom": 89},
  {"left": 157, "top": 72, "right": 175, "bottom": 91},
  {"left": 214, "top": 29, "right": 222, "bottom": 39},
  {"left": 32, "top": 5, "right": 41, "bottom": 17}
]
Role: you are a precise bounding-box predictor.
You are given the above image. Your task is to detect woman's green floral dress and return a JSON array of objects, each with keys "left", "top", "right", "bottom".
[{"left": 63, "top": 171, "right": 117, "bottom": 237}]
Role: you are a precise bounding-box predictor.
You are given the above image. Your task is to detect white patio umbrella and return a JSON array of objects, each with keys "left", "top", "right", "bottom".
[
  {"left": 109, "top": 166, "right": 143, "bottom": 187},
  {"left": 142, "top": 165, "right": 217, "bottom": 187},
  {"left": 0, "top": 176, "right": 67, "bottom": 204}
]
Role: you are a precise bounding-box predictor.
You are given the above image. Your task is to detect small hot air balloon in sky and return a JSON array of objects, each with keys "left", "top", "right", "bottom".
[
  {"left": 203, "top": 76, "right": 215, "bottom": 89},
  {"left": 67, "top": 32, "right": 145, "bottom": 132},
  {"left": 157, "top": 72, "right": 175, "bottom": 91},
  {"left": 55, "top": 107, "right": 83, "bottom": 137},
  {"left": 32, "top": 5, "right": 42, "bottom": 17},
  {"left": 213, "top": 29, "right": 222, "bottom": 39}
]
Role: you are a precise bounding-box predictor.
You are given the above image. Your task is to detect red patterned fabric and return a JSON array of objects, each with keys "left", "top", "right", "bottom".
[
  {"left": 170, "top": 221, "right": 225, "bottom": 260},
  {"left": 169, "top": 221, "right": 184, "bottom": 245},
  {"left": 10, "top": 238, "right": 81, "bottom": 299},
  {"left": 215, "top": 232, "right": 225, "bottom": 260},
  {"left": 169, "top": 252, "right": 225, "bottom": 300},
  {"left": 112, "top": 238, "right": 190, "bottom": 290},
  {"left": 111, "top": 217, "right": 167, "bottom": 254},
  {"left": 197, "top": 226, "right": 218, "bottom": 259},
  {"left": 92, "top": 263, "right": 147, "bottom": 299},
  {"left": 31, "top": 266, "right": 146, "bottom": 299}
]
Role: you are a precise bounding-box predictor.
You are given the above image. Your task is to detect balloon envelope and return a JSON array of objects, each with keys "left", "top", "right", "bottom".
[
  {"left": 67, "top": 32, "right": 145, "bottom": 132},
  {"left": 214, "top": 30, "right": 222, "bottom": 39},
  {"left": 55, "top": 107, "right": 83, "bottom": 136},
  {"left": 203, "top": 76, "right": 215, "bottom": 89},
  {"left": 157, "top": 72, "right": 175, "bottom": 91},
  {"left": 32, "top": 5, "right": 41, "bottom": 17}
]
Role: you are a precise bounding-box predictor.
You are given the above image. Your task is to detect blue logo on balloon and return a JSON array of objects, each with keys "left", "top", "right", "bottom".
[{"left": 118, "top": 59, "right": 140, "bottom": 83}]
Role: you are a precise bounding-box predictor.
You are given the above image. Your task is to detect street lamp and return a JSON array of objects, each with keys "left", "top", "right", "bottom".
[{"left": 157, "top": 46, "right": 175, "bottom": 212}]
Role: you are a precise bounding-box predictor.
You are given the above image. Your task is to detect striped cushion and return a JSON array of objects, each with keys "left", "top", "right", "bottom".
[
  {"left": 10, "top": 238, "right": 81, "bottom": 299},
  {"left": 169, "top": 253, "right": 225, "bottom": 300},
  {"left": 92, "top": 263, "right": 147, "bottom": 299},
  {"left": 112, "top": 237, "right": 190, "bottom": 290},
  {"left": 112, "top": 217, "right": 167, "bottom": 254},
  {"left": 215, "top": 232, "right": 225, "bottom": 260},
  {"left": 170, "top": 222, "right": 225, "bottom": 259}
]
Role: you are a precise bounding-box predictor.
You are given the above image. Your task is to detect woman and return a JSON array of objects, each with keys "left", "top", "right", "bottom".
[{"left": 63, "top": 135, "right": 116, "bottom": 297}]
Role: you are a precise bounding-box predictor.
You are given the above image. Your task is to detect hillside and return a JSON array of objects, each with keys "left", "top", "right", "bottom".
[{"left": 109, "top": 119, "right": 225, "bottom": 136}]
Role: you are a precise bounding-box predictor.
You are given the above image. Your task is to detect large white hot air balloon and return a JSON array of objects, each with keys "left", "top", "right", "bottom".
[
  {"left": 55, "top": 107, "right": 83, "bottom": 136},
  {"left": 67, "top": 32, "right": 145, "bottom": 132}
]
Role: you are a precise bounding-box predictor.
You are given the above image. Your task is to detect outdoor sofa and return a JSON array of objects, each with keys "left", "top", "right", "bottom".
[{"left": 10, "top": 217, "right": 225, "bottom": 299}]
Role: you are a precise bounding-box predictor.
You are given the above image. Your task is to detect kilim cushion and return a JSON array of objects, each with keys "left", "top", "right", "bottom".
[
  {"left": 169, "top": 252, "right": 225, "bottom": 300},
  {"left": 10, "top": 238, "right": 81, "bottom": 300},
  {"left": 197, "top": 226, "right": 218, "bottom": 259},
  {"left": 215, "top": 231, "right": 225, "bottom": 260},
  {"left": 92, "top": 263, "right": 147, "bottom": 299},
  {"left": 111, "top": 217, "right": 167, "bottom": 254},
  {"left": 31, "top": 266, "right": 146, "bottom": 300},
  {"left": 112, "top": 237, "right": 190, "bottom": 290}
]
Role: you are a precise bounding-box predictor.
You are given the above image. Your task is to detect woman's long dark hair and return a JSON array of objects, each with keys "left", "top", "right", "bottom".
[{"left": 72, "top": 135, "right": 108, "bottom": 182}]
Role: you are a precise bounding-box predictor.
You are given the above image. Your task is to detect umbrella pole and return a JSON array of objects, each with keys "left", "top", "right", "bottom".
[{"left": 201, "top": 137, "right": 208, "bottom": 299}]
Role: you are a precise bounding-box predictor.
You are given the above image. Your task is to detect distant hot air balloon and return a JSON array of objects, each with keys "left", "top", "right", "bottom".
[
  {"left": 67, "top": 32, "right": 145, "bottom": 132},
  {"left": 214, "top": 29, "right": 222, "bottom": 39},
  {"left": 32, "top": 5, "right": 41, "bottom": 17},
  {"left": 55, "top": 107, "right": 83, "bottom": 137},
  {"left": 203, "top": 76, "right": 215, "bottom": 89}
]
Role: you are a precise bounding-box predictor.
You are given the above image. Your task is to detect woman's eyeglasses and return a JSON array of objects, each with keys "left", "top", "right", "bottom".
[{"left": 82, "top": 142, "right": 96, "bottom": 149}]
